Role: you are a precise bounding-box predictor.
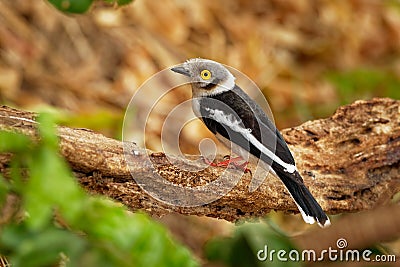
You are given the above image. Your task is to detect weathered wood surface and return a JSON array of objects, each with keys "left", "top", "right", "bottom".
[{"left": 0, "top": 98, "right": 399, "bottom": 222}]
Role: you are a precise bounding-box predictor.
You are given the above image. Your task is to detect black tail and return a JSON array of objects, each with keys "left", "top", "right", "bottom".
[{"left": 273, "top": 166, "right": 330, "bottom": 227}]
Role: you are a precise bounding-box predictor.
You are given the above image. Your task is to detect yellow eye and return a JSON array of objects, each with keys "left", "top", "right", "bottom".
[{"left": 200, "top": 69, "right": 212, "bottom": 80}]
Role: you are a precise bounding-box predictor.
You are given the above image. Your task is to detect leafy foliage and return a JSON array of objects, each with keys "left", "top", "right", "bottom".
[
  {"left": 0, "top": 113, "right": 198, "bottom": 267},
  {"left": 47, "top": 0, "right": 133, "bottom": 14}
]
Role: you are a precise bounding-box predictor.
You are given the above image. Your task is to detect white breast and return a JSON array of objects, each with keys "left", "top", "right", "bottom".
[{"left": 191, "top": 97, "right": 201, "bottom": 117}]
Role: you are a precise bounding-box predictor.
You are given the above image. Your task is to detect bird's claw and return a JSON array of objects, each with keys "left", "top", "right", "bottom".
[{"left": 203, "top": 155, "right": 252, "bottom": 174}]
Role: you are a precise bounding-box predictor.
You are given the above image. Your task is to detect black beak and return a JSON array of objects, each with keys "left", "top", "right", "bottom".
[{"left": 171, "top": 66, "right": 191, "bottom": 77}]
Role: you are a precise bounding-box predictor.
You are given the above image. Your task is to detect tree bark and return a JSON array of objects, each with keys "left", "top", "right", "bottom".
[{"left": 0, "top": 98, "right": 399, "bottom": 222}]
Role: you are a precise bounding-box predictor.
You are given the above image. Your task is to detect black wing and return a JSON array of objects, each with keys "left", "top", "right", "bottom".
[
  {"left": 198, "top": 85, "right": 295, "bottom": 166},
  {"left": 197, "top": 86, "right": 330, "bottom": 227}
]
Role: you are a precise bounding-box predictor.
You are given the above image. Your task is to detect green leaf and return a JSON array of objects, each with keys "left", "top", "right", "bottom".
[
  {"left": 0, "top": 174, "right": 9, "bottom": 205},
  {"left": 36, "top": 113, "right": 59, "bottom": 149},
  {"left": 0, "top": 131, "right": 31, "bottom": 152},
  {"left": 48, "top": 0, "right": 94, "bottom": 14},
  {"left": 23, "top": 113, "right": 85, "bottom": 229},
  {"left": 0, "top": 111, "right": 199, "bottom": 267},
  {"left": 103, "top": 0, "right": 134, "bottom": 6},
  {"left": 24, "top": 145, "right": 85, "bottom": 229},
  {"left": 77, "top": 199, "right": 199, "bottom": 267},
  {"left": 1, "top": 224, "right": 86, "bottom": 267},
  {"left": 116, "top": 0, "right": 133, "bottom": 5}
]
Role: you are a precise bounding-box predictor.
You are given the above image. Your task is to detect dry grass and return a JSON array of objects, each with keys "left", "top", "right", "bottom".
[
  {"left": 1, "top": 0, "right": 399, "bottom": 118},
  {"left": 3, "top": 0, "right": 399, "bottom": 147}
]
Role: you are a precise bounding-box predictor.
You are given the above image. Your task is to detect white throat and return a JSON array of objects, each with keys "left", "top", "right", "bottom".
[{"left": 210, "top": 71, "right": 235, "bottom": 95}]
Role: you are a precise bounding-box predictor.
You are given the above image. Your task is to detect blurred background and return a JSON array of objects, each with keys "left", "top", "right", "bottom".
[
  {"left": 1, "top": 0, "right": 399, "bottom": 266},
  {"left": 2, "top": 0, "right": 400, "bottom": 135}
]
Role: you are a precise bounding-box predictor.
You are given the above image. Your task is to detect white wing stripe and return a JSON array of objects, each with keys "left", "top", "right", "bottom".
[{"left": 205, "top": 108, "right": 296, "bottom": 173}]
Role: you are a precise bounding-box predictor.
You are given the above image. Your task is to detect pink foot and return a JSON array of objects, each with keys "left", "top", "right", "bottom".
[{"left": 204, "top": 156, "right": 251, "bottom": 174}]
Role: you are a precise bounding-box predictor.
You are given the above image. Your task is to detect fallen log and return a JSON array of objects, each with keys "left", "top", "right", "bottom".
[{"left": 0, "top": 98, "right": 399, "bottom": 222}]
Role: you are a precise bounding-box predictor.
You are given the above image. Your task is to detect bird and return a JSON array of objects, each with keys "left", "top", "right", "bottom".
[{"left": 171, "top": 58, "right": 330, "bottom": 227}]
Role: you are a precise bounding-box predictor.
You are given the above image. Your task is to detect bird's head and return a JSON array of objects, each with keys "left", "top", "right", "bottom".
[{"left": 171, "top": 58, "right": 235, "bottom": 97}]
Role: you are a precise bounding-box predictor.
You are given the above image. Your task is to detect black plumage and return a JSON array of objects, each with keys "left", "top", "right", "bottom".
[
  {"left": 171, "top": 58, "right": 329, "bottom": 227},
  {"left": 199, "top": 85, "right": 294, "bottom": 165},
  {"left": 198, "top": 85, "right": 329, "bottom": 226}
]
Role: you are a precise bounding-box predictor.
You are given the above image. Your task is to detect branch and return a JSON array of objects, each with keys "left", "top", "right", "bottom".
[{"left": 0, "top": 98, "right": 399, "bottom": 222}]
